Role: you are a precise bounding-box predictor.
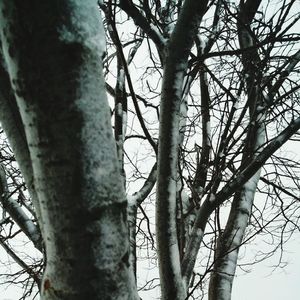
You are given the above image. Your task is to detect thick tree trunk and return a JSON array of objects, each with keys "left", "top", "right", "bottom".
[{"left": 0, "top": 1, "right": 138, "bottom": 299}]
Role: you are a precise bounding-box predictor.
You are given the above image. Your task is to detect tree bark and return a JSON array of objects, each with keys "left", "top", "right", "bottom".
[
  {"left": 0, "top": 1, "right": 138, "bottom": 299},
  {"left": 0, "top": 164, "right": 42, "bottom": 252},
  {"left": 208, "top": 2, "right": 264, "bottom": 298},
  {"left": 0, "top": 54, "right": 43, "bottom": 245},
  {"left": 156, "top": 0, "right": 209, "bottom": 298}
]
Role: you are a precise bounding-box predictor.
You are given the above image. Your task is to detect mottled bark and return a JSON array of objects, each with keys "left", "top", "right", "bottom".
[
  {"left": 0, "top": 1, "right": 138, "bottom": 299},
  {"left": 0, "top": 164, "right": 42, "bottom": 252},
  {"left": 156, "top": 0, "right": 209, "bottom": 298},
  {"left": 114, "top": 56, "right": 127, "bottom": 184},
  {"left": 209, "top": 116, "right": 265, "bottom": 300},
  {"left": 128, "top": 163, "right": 157, "bottom": 279},
  {"left": 0, "top": 54, "right": 43, "bottom": 244},
  {"left": 208, "top": 2, "right": 266, "bottom": 298},
  {"left": 181, "top": 116, "right": 300, "bottom": 287}
]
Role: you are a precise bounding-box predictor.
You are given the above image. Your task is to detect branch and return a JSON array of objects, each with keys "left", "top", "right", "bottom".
[
  {"left": 269, "top": 49, "right": 300, "bottom": 99},
  {"left": 0, "top": 53, "right": 43, "bottom": 239},
  {"left": 260, "top": 177, "right": 300, "bottom": 201},
  {"left": 129, "top": 163, "right": 157, "bottom": 207},
  {"left": 216, "top": 116, "right": 300, "bottom": 203},
  {"left": 106, "top": 12, "right": 158, "bottom": 153},
  {"left": 127, "top": 163, "right": 157, "bottom": 281},
  {"left": 182, "top": 116, "right": 300, "bottom": 283},
  {"left": 193, "top": 68, "right": 211, "bottom": 190},
  {"left": 118, "top": 0, "right": 166, "bottom": 57},
  {"left": 0, "top": 237, "right": 41, "bottom": 287},
  {"left": 189, "top": 35, "right": 300, "bottom": 62},
  {"left": 0, "top": 165, "right": 43, "bottom": 252}
]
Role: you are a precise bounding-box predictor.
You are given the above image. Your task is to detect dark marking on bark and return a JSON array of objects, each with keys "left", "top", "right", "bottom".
[
  {"left": 43, "top": 278, "right": 51, "bottom": 291},
  {"left": 8, "top": 46, "right": 15, "bottom": 58},
  {"left": 84, "top": 201, "right": 128, "bottom": 222},
  {"left": 43, "top": 278, "right": 63, "bottom": 297},
  {"left": 121, "top": 251, "right": 130, "bottom": 267}
]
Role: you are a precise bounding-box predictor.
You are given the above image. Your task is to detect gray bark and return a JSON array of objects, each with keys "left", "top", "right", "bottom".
[
  {"left": 208, "top": 1, "right": 263, "bottom": 298},
  {"left": 0, "top": 52, "right": 43, "bottom": 244},
  {"left": 181, "top": 116, "right": 300, "bottom": 287},
  {"left": 0, "top": 1, "right": 138, "bottom": 299},
  {"left": 156, "top": 0, "right": 209, "bottom": 299},
  {"left": 0, "top": 164, "right": 42, "bottom": 252}
]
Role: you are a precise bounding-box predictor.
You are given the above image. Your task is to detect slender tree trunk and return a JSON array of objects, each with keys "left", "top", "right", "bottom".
[
  {"left": 208, "top": 2, "right": 263, "bottom": 298},
  {"left": 127, "top": 202, "right": 138, "bottom": 279},
  {"left": 127, "top": 163, "right": 157, "bottom": 280},
  {"left": 156, "top": 1, "right": 209, "bottom": 298},
  {"left": 0, "top": 1, "right": 138, "bottom": 299},
  {"left": 0, "top": 164, "right": 42, "bottom": 252}
]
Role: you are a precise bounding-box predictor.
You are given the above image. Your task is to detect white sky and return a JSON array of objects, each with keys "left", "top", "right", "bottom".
[{"left": 232, "top": 235, "right": 300, "bottom": 300}]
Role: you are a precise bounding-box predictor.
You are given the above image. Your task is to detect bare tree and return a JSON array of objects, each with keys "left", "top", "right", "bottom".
[{"left": 0, "top": 0, "right": 300, "bottom": 300}]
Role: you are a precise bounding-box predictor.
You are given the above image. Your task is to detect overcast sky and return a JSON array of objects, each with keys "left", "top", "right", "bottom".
[{"left": 232, "top": 235, "right": 300, "bottom": 300}]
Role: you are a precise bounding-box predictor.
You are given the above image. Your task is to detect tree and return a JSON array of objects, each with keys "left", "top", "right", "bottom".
[{"left": 0, "top": 0, "right": 300, "bottom": 299}]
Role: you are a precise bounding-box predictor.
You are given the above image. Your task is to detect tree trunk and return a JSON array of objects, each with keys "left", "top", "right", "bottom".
[
  {"left": 0, "top": 1, "right": 138, "bottom": 299},
  {"left": 208, "top": 2, "right": 263, "bottom": 298},
  {"left": 156, "top": 1, "right": 209, "bottom": 298},
  {"left": 0, "top": 57, "right": 43, "bottom": 245}
]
